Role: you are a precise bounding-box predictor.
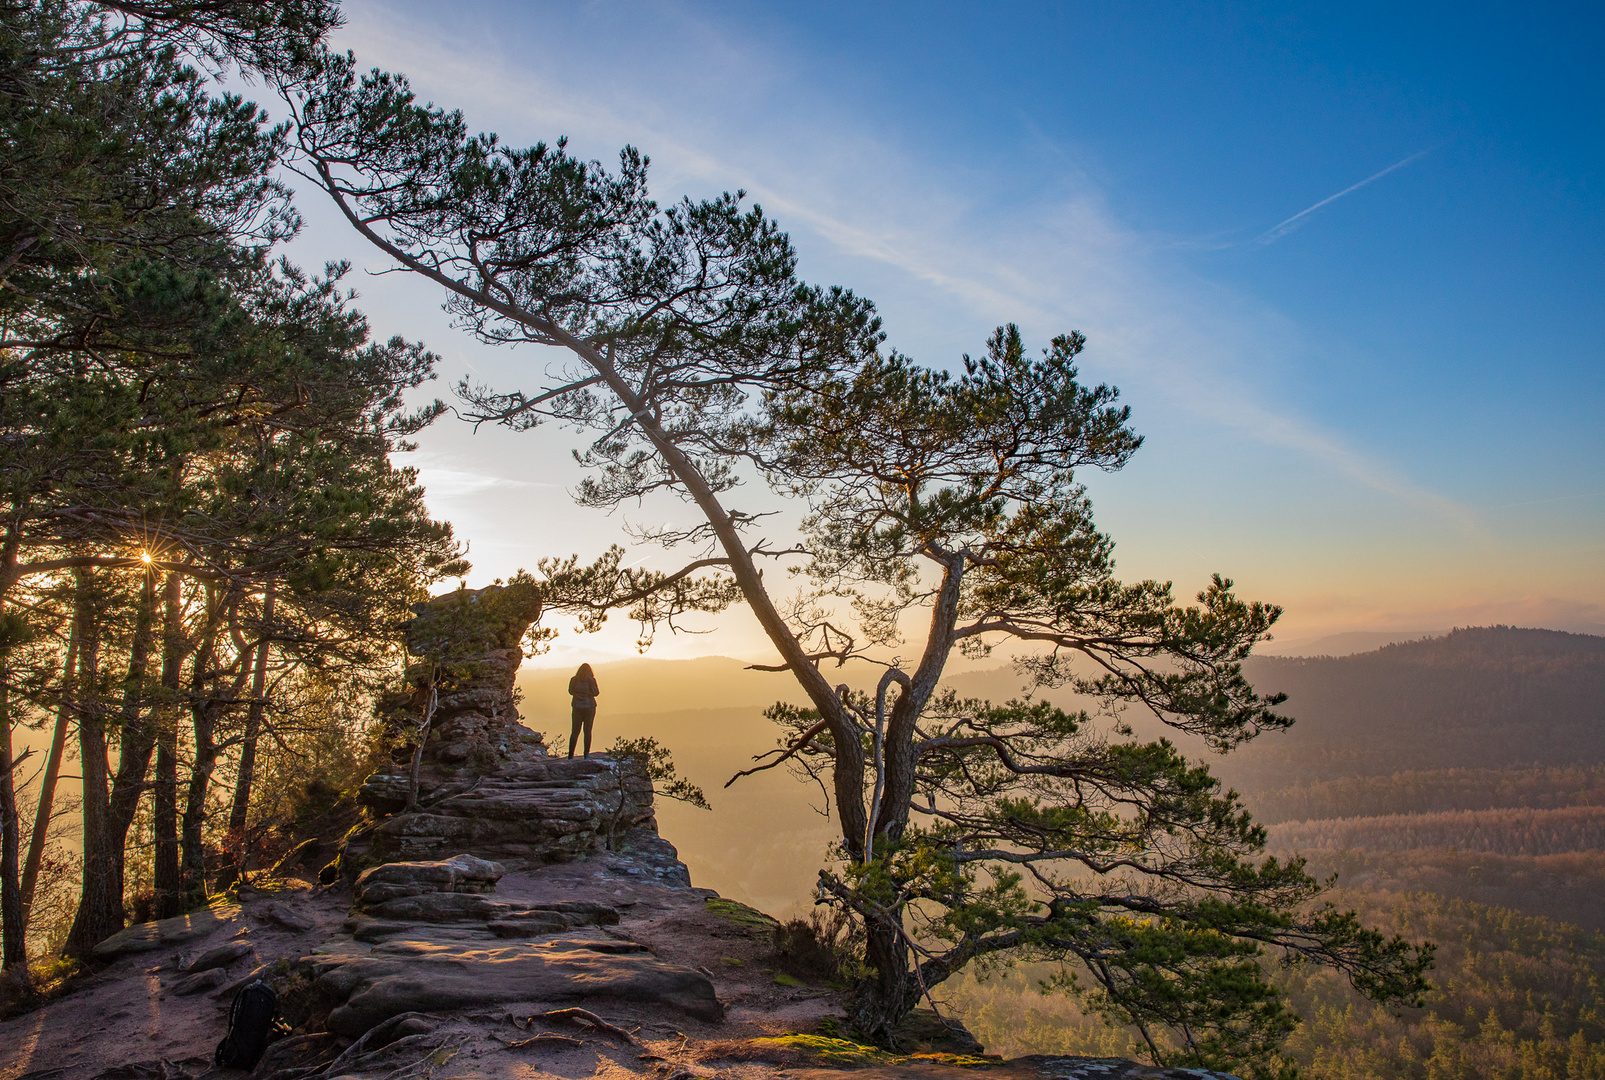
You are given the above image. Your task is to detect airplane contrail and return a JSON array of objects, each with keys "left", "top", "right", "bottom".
[{"left": 1256, "top": 148, "right": 1433, "bottom": 244}]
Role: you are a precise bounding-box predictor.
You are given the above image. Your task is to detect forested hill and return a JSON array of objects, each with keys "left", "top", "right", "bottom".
[{"left": 1229, "top": 626, "right": 1605, "bottom": 783}]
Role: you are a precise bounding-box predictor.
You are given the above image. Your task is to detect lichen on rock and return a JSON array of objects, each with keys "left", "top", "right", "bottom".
[{"left": 381, "top": 581, "right": 545, "bottom": 768}]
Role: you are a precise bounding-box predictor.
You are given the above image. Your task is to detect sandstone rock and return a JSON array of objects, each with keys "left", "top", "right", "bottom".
[
  {"left": 92, "top": 904, "right": 241, "bottom": 958},
  {"left": 344, "top": 916, "right": 500, "bottom": 945},
  {"left": 184, "top": 940, "right": 252, "bottom": 973},
  {"left": 389, "top": 583, "right": 544, "bottom": 769},
  {"left": 364, "top": 892, "right": 504, "bottom": 923},
  {"left": 356, "top": 773, "right": 410, "bottom": 813},
  {"left": 344, "top": 900, "right": 619, "bottom": 942},
  {"left": 486, "top": 912, "right": 571, "bottom": 937},
  {"left": 892, "top": 1008, "right": 985, "bottom": 1055},
  {"left": 354, "top": 853, "right": 504, "bottom": 906},
  {"left": 262, "top": 904, "right": 314, "bottom": 932},
  {"left": 306, "top": 936, "right": 722, "bottom": 1035},
  {"left": 356, "top": 756, "right": 657, "bottom": 867},
  {"left": 531, "top": 900, "right": 622, "bottom": 925},
  {"left": 170, "top": 967, "right": 229, "bottom": 995},
  {"left": 212, "top": 961, "right": 274, "bottom": 1001}
]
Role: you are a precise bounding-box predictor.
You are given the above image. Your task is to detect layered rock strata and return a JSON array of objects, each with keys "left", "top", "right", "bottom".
[
  {"left": 302, "top": 850, "right": 722, "bottom": 1036},
  {"left": 345, "top": 579, "right": 661, "bottom": 874},
  {"left": 388, "top": 581, "right": 543, "bottom": 767},
  {"left": 348, "top": 753, "right": 657, "bottom": 870}
]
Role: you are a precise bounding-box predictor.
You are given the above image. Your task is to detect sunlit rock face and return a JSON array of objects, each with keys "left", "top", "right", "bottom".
[
  {"left": 397, "top": 581, "right": 544, "bottom": 765},
  {"left": 355, "top": 754, "right": 659, "bottom": 867},
  {"left": 343, "top": 582, "right": 661, "bottom": 875}
]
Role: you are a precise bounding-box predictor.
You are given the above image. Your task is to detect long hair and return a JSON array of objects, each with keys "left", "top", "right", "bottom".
[{"left": 575, "top": 663, "right": 594, "bottom": 679}]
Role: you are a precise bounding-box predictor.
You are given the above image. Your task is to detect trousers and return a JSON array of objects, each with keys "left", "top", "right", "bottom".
[{"left": 568, "top": 705, "right": 596, "bottom": 758}]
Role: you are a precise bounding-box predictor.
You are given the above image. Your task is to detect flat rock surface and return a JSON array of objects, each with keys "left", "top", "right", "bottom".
[
  {"left": 90, "top": 905, "right": 242, "bottom": 958},
  {"left": 1, "top": 889, "right": 341, "bottom": 1080},
  {"left": 312, "top": 934, "right": 723, "bottom": 1035},
  {"left": 0, "top": 834, "right": 1237, "bottom": 1080}
]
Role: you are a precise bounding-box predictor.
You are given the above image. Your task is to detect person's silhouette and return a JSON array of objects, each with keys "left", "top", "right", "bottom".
[{"left": 567, "top": 663, "right": 599, "bottom": 757}]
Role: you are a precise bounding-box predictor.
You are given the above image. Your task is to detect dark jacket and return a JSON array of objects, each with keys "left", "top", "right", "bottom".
[{"left": 568, "top": 673, "right": 599, "bottom": 710}]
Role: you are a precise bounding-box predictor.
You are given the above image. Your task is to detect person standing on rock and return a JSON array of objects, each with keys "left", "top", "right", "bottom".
[{"left": 568, "top": 663, "right": 600, "bottom": 757}]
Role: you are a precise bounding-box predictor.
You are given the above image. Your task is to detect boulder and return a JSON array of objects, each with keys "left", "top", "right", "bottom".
[
  {"left": 364, "top": 892, "right": 505, "bottom": 923},
  {"left": 262, "top": 903, "right": 314, "bottom": 932},
  {"left": 354, "top": 853, "right": 504, "bottom": 905},
  {"left": 184, "top": 940, "right": 252, "bottom": 974},
  {"left": 92, "top": 904, "right": 241, "bottom": 958},
  {"left": 170, "top": 968, "right": 229, "bottom": 996},
  {"left": 305, "top": 936, "right": 723, "bottom": 1035}
]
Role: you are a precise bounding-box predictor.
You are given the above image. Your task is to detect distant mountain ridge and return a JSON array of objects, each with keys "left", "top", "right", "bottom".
[
  {"left": 1259, "top": 629, "right": 1445, "bottom": 657},
  {"left": 517, "top": 628, "right": 1605, "bottom": 781},
  {"left": 1234, "top": 626, "right": 1605, "bottom": 782}
]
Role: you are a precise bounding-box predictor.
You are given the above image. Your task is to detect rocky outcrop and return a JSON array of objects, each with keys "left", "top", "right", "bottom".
[
  {"left": 386, "top": 581, "right": 543, "bottom": 768},
  {"left": 91, "top": 903, "right": 242, "bottom": 958},
  {"left": 346, "top": 753, "right": 657, "bottom": 871},
  {"left": 297, "top": 847, "right": 721, "bottom": 1037},
  {"left": 308, "top": 934, "right": 723, "bottom": 1036},
  {"left": 341, "top": 579, "right": 661, "bottom": 874},
  {"left": 345, "top": 854, "right": 623, "bottom": 945}
]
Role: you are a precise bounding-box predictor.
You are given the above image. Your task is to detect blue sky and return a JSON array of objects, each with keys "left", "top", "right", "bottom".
[{"left": 284, "top": 1, "right": 1604, "bottom": 662}]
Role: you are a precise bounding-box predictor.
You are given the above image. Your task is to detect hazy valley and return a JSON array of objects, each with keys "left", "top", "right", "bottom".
[{"left": 514, "top": 628, "right": 1605, "bottom": 1074}]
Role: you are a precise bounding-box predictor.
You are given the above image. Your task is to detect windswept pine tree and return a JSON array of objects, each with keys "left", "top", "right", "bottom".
[{"left": 279, "top": 49, "right": 1432, "bottom": 1072}]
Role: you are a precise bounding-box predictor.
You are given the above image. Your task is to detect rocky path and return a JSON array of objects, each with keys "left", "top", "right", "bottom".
[
  {"left": 1, "top": 739, "right": 1243, "bottom": 1080},
  {"left": 0, "top": 829, "right": 854, "bottom": 1080}
]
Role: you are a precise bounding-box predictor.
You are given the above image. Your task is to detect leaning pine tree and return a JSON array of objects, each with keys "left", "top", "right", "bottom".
[{"left": 285, "top": 53, "right": 1431, "bottom": 1074}]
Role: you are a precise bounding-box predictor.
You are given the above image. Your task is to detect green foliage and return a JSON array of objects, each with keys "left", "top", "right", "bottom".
[
  {"left": 745, "top": 1034, "right": 901, "bottom": 1067},
  {"left": 728, "top": 1034, "right": 997, "bottom": 1070},
  {"left": 530, "top": 548, "right": 741, "bottom": 652},
  {"left": 610, "top": 735, "right": 710, "bottom": 810},
  {"left": 772, "top": 907, "right": 863, "bottom": 984},
  {"left": 1277, "top": 892, "right": 1605, "bottom": 1080},
  {"left": 1251, "top": 765, "right": 1605, "bottom": 826},
  {"left": 0, "top": 1, "right": 483, "bottom": 969}
]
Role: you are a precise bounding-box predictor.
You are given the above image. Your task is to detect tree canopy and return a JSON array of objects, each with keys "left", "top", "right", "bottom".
[
  {"left": 283, "top": 48, "right": 1432, "bottom": 1073},
  {"left": 0, "top": 0, "right": 466, "bottom": 980}
]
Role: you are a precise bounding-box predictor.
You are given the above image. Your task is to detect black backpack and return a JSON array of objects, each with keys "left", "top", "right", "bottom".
[{"left": 215, "top": 979, "right": 279, "bottom": 1069}]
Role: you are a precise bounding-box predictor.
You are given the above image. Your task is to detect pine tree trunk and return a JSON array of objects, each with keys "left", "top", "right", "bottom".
[
  {"left": 105, "top": 573, "right": 158, "bottom": 920},
  {"left": 1, "top": 664, "right": 29, "bottom": 978},
  {"left": 0, "top": 530, "right": 26, "bottom": 979},
  {"left": 64, "top": 572, "right": 116, "bottom": 958},
  {"left": 179, "top": 586, "right": 225, "bottom": 905},
  {"left": 228, "top": 588, "right": 272, "bottom": 838},
  {"left": 179, "top": 695, "right": 220, "bottom": 906},
  {"left": 153, "top": 571, "right": 183, "bottom": 920},
  {"left": 19, "top": 621, "right": 78, "bottom": 918},
  {"left": 848, "top": 917, "right": 923, "bottom": 1047}
]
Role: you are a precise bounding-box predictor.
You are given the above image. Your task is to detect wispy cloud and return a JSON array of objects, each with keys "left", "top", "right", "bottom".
[
  {"left": 1256, "top": 149, "right": 1433, "bottom": 245},
  {"left": 331, "top": 3, "right": 1478, "bottom": 536}
]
